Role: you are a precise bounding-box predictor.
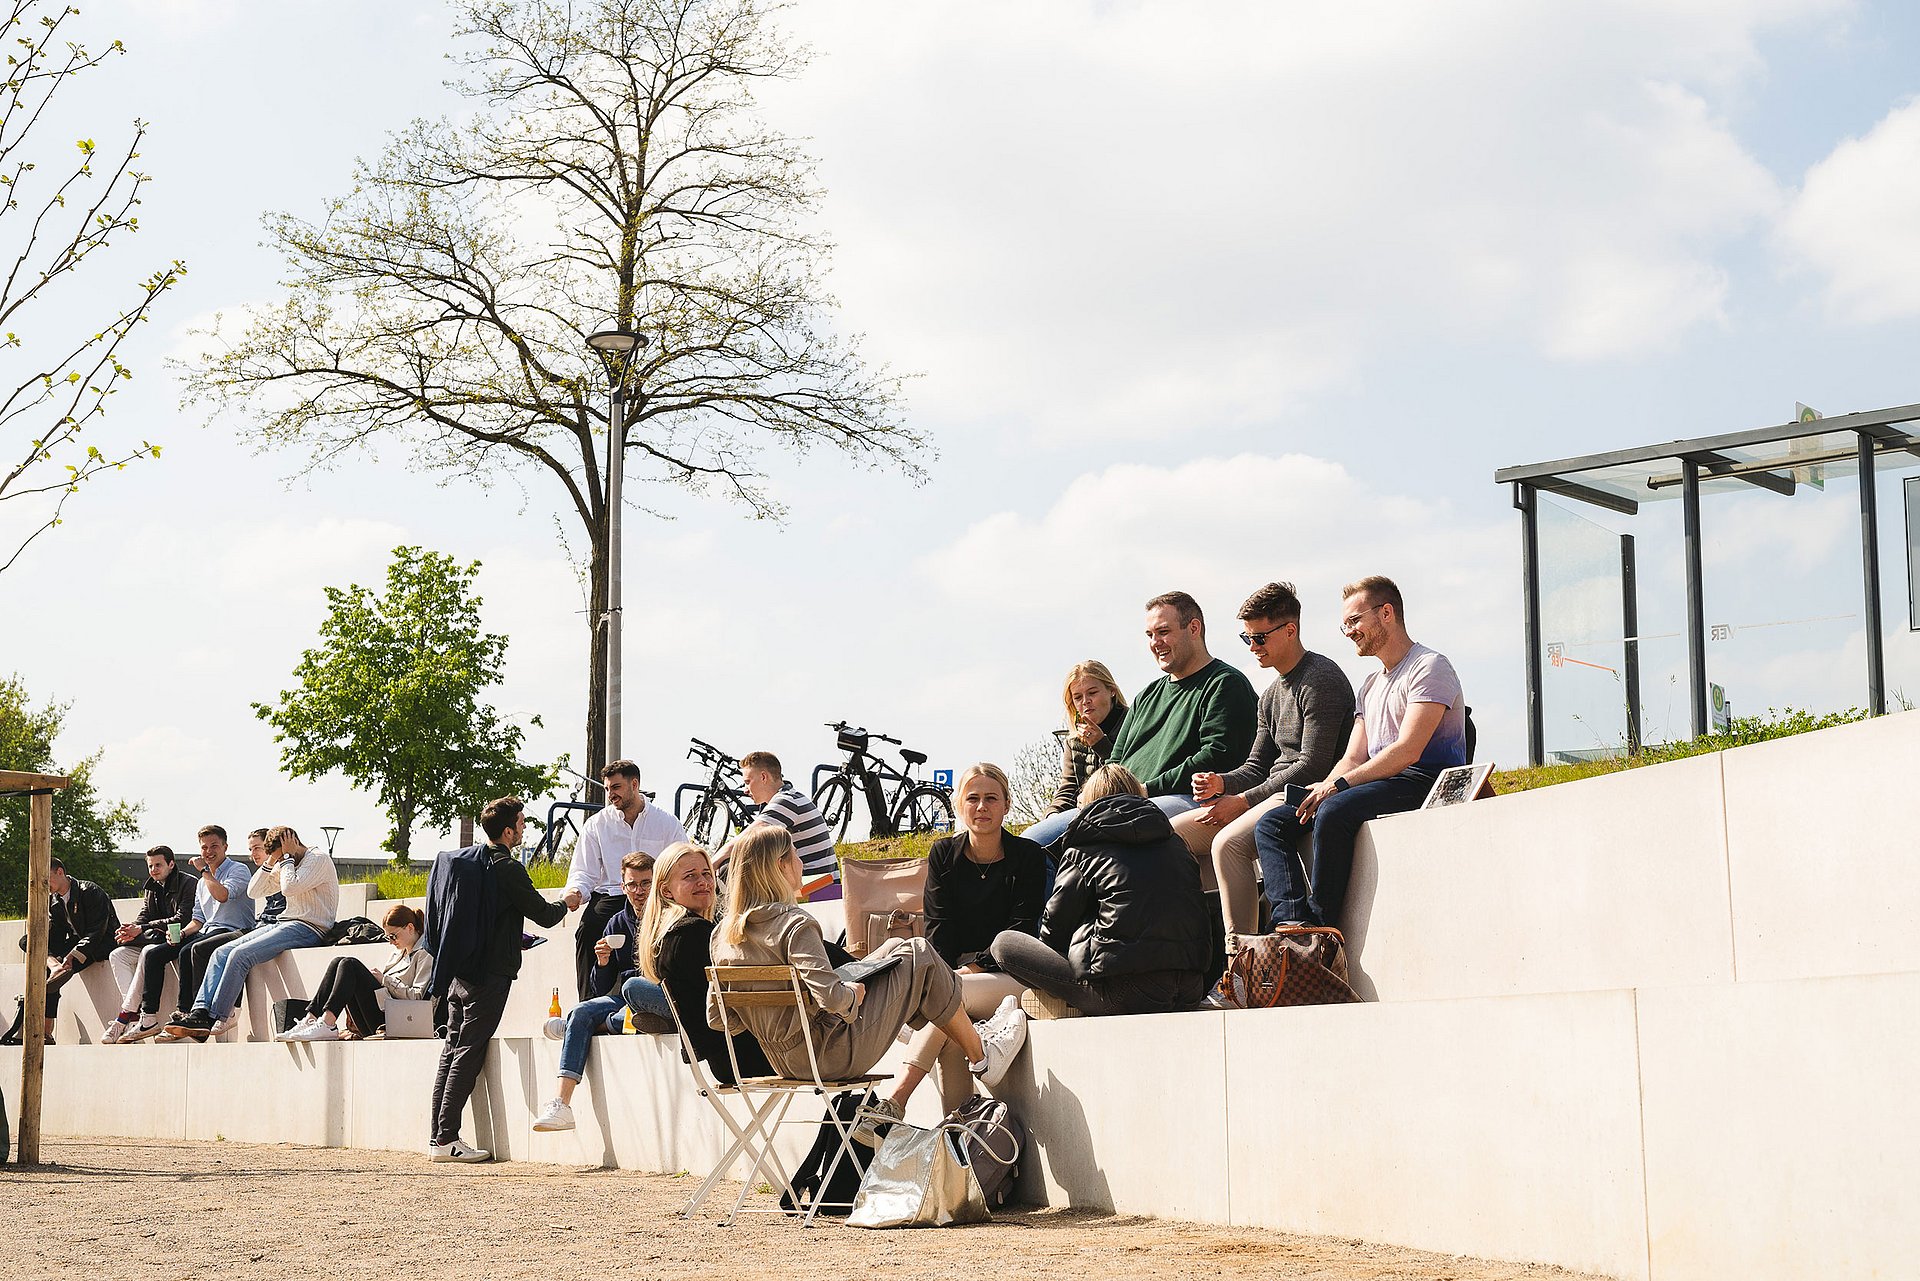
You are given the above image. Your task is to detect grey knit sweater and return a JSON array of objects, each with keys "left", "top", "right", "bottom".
[{"left": 1218, "top": 650, "right": 1356, "bottom": 803}]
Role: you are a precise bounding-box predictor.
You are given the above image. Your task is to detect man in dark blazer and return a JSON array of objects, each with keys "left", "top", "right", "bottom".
[{"left": 3, "top": 857, "right": 120, "bottom": 1044}]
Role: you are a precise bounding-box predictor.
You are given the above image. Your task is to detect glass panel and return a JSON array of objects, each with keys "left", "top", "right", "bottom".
[{"left": 1537, "top": 499, "right": 1630, "bottom": 760}]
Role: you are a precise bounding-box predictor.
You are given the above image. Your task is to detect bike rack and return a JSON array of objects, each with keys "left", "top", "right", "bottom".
[
  {"left": 674, "top": 782, "right": 707, "bottom": 821},
  {"left": 810, "top": 762, "right": 836, "bottom": 795}
]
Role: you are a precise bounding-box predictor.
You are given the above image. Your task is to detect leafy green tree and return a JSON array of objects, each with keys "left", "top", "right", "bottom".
[
  {"left": 184, "top": 0, "right": 922, "bottom": 775},
  {"left": 254, "top": 546, "right": 556, "bottom": 864},
  {"left": 0, "top": 673, "right": 139, "bottom": 915},
  {"left": 0, "top": 2, "right": 186, "bottom": 573}
]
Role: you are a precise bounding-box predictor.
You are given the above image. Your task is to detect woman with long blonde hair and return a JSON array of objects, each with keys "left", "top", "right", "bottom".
[
  {"left": 1045, "top": 660, "right": 1129, "bottom": 817},
  {"left": 707, "top": 825, "right": 1029, "bottom": 1115},
  {"left": 640, "top": 841, "right": 772, "bottom": 1083}
]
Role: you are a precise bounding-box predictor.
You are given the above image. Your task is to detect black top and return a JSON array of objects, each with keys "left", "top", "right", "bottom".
[
  {"left": 480, "top": 847, "right": 568, "bottom": 980},
  {"left": 36, "top": 878, "right": 118, "bottom": 959},
  {"left": 132, "top": 867, "right": 196, "bottom": 942},
  {"left": 923, "top": 830, "right": 1047, "bottom": 969},
  {"left": 656, "top": 912, "right": 772, "bottom": 1084}
]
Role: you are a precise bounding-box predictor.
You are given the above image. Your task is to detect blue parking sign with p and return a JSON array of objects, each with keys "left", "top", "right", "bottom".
[{"left": 933, "top": 769, "right": 953, "bottom": 788}]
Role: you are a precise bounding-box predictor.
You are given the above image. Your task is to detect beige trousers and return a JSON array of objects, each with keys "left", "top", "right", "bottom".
[
  {"left": 1169, "top": 791, "right": 1295, "bottom": 937},
  {"left": 902, "top": 969, "right": 1026, "bottom": 1113}
]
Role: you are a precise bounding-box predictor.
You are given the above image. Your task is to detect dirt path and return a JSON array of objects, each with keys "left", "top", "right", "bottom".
[{"left": 0, "top": 1138, "right": 1607, "bottom": 1281}]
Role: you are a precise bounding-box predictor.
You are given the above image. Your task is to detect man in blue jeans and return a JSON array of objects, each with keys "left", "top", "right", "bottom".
[
  {"left": 1253, "top": 575, "right": 1467, "bottom": 931},
  {"left": 532, "top": 848, "right": 674, "bottom": 1133},
  {"left": 165, "top": 825, "right": 338, "bottom": 1040}
]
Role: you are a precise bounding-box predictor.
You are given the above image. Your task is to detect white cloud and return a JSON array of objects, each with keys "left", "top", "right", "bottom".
[
  {"left": 767, "top": 0, "right": 1822, "bottom": 443},
  {"left": 1779, "top": 96, "right": 1920, "bottom": 322}
]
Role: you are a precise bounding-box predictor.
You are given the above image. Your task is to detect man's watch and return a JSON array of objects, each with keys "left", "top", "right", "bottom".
[{"left": 1333, "top": 776, "right": 1350, "bottom": 793}]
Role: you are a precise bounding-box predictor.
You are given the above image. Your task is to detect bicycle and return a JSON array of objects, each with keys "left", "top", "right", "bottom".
[
  {"left": 811, "top": 720, "right": 954, "bottom": 843},
  {"left": 676, "top": 737, "right": 759, "bottom": 849}
]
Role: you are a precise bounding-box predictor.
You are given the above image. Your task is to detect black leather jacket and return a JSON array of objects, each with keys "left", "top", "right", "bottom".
[{"left": 1039, "top": 794, "right": 1213, "bottom": 980}]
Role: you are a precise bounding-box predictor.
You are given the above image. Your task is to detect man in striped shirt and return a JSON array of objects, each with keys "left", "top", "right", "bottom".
[{"left": 734, "top": 751, "right": 838, "bottom": 883}]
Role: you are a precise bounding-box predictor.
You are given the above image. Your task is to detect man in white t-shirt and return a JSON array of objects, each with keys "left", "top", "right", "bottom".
[
  {"left": 565, "top": 759, "right": 688, "bottom": 1000},
  {"left": 1253, "top": 575, "right": 1467, "bottom": 931}
]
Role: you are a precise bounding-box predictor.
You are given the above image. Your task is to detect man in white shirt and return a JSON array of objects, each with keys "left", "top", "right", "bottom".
[{"left": 565, "top": 759, "right": 687, "bottom": 1000}]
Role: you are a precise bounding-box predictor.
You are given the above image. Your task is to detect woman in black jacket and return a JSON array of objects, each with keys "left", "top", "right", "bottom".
[
  {"left": 867, "top": 762, "right": 1046, "bottom": 1127},
  {"left": 639, "top": 842, "right": 773, "bottom": 1085},
  {"left": 992, "top": 768, "right": 1215, "bottom": 1017},
  {"left": 1044, "top": 661, "right": 1130, "bottom": 816}
]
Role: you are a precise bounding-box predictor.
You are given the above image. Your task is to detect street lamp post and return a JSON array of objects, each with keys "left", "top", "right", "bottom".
[{"left": 586, "top": 326, "right": 647, "bottom": 769}]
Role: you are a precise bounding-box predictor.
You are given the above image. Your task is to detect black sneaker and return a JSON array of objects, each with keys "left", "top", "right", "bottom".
[{"left": 164, "top": 1009, "right": 215, "bottom": 1040}]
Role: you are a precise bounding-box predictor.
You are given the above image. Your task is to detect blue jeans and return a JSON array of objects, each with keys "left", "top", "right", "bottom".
[
  {"left": 1251, "top": 771, "right": 1435, "bottom": 928},
  {"left": 557, "top": 975, "right": 672, "bottom": 1081},
  {"left": 197, "top": 921, "right": 325, "bottom": 1017}
]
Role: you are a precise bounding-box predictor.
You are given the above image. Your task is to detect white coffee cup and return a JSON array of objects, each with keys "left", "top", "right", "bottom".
[{"left": 602, "top": 933, "right": 628, "bottom": 950}]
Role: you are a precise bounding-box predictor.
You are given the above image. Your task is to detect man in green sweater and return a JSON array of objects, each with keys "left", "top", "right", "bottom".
[{"left": 1026, "top": 590, "right": 1257, "bottom": 848}]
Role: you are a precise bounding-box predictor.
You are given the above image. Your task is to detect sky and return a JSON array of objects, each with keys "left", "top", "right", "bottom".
[{"left": 6, "top": 0, "right": 1920, "bottom": 857}]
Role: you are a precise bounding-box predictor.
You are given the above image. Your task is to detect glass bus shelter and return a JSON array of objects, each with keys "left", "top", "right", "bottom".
[{"left": 1494, "top": 402, "right": 1920, "bottom": 766}]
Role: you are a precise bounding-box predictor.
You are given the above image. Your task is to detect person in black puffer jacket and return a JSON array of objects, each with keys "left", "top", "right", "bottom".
[{"left": 992, "top": 770, "right": 1215, "bottom": 1016}]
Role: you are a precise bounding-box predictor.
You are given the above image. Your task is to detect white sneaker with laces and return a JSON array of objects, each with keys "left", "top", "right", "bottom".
[
  {"left": 970, "top": 1007, "right": 1030, "bottom": 1089},
  {"left": 531, "top": 1099, "right": 575, "bottom": 1132},
  {"left": 303, "top": 1020, "right": 340, "bottom": 1041},
  {"left": 276, "top": 1017, "right": 315, "bottom": 1042},
  {"left": 429, "top": 1139, "right": 491, "bottom": 1163},
  {"left": 209, "top": 1015, "right": 236, "bottom": 1039},
  {"left": 542, "top": 1017, "right": 565, "bottom": 1042},
  {"left": 102, "top": 1018, "right": 133, "bottom": 1044}
]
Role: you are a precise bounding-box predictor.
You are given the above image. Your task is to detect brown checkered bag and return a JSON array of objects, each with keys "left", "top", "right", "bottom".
[{"left": 1223, "top": 926, "right": 1359, "bottom": 1009}]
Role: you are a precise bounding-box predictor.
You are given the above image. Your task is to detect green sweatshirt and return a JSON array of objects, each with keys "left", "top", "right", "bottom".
[{"left": 1110, "top": 657, "right": 1259, "bottom": 796}]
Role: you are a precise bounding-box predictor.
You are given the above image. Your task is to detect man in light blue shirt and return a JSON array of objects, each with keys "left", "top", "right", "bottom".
[{"left": 123, "top": 824, "right": 255, "bottom": 1042}]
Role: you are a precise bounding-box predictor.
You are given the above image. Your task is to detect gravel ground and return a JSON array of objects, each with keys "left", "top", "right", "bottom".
[{"left": 0, "top": 1137, "right": 1610, "bottom": 1281}]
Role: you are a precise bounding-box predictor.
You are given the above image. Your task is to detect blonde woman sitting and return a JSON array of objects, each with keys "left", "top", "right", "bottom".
[{"left": 707, "top": 826, "right": 1029, "bottom": 1111}]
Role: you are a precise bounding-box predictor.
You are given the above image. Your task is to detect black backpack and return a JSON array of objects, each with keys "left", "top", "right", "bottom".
[{"left": 779, "top": 1091, "right": 875, "bottom": 1217}]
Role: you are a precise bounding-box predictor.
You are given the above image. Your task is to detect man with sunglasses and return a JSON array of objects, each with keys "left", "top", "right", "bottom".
[
  {"left": 1173, "top": 582, "right": 1355, "bottom": 946},
  {"left": 1252, "top": 575, "right": 1467, "bottom": 932}
]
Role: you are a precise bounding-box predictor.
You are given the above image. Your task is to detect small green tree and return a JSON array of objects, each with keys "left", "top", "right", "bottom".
[
  {"left": 0, "top": 672, "right": 139, "bottom": 914},
  {"left": 254, "top": 546, "right": 556, "bottom": 864}
]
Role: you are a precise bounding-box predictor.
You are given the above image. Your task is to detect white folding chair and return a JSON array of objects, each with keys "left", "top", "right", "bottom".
[
  {"left": 706, "top": 963, "right": 889, "bottom": 1227},
  {"left": 661, "top": 980, "right": 799, "bottom": 1217}
]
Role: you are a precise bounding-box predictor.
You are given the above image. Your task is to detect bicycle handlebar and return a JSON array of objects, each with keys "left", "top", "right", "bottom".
[{"left": 826, "top": 720, "right": 901, "bottom": 746}]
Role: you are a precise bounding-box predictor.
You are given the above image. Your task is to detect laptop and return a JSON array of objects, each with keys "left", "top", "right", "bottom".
[{"left": 384, "top": 999, "right": 437, "bottom": 1039}]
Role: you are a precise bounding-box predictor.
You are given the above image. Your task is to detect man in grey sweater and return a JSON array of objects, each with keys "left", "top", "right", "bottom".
[{"left": 1172, "top": 582, "right": 1355, "bottom": 944}]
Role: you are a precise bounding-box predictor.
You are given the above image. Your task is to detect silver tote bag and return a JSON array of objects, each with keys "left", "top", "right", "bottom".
[{"left": 845, "top": 1121, "right": 989, "bottom": 1228}]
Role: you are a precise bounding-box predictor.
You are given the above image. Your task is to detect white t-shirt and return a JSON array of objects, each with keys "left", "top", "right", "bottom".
[
  {"left": 570, "top": 801, "right": 689, "bottom": 896},
  {"left": 1356, "top": 642, "right": 1468, "bottom": 772}
]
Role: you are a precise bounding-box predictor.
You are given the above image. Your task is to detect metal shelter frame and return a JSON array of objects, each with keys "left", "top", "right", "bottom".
[
  {"left": 1495, "top": 402, "right": 1920, "bottom": 766},
  {"left": 2, "top": 769, "right": 70, "bottom": 1165}
]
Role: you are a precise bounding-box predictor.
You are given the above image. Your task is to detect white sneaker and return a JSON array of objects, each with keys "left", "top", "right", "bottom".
[
  {"left": 978, "top": 995, "right": 1022, "bottom": 1041},
  {"left": 428, "top": 1139, "right": 491, "bottom": 1162},
  {"left": 970, "top": 1007, "right": 1030, "bottom": 1089},
  {"left": 302, "top": 1020, "right": 340, "bottom": 1041},
  {"left": 102, "top": 1017, "right": 133, "bottom": 1045},
  {"left": 209, "top": 1015, "right": 236, "bottom": 1039},
  {"left": 122, "top": 1017, "right": 165, "bottom": 1044},
  {"left": 276, "top": 1017, "right": 315, "bottom": 1042},
  {"left": 531, "top": 1098, "right": 575, "bottom": 1132},
  {"left": 542, "top": 1017, "right": 565, "bottom": 1042}
]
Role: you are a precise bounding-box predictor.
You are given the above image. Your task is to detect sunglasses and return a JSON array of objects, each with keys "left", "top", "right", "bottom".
[{"left": 1238, "top": 625, "right": 1291, "bottom": 647}]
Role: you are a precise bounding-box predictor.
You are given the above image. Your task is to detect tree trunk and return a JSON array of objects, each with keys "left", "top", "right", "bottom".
[
  {"left": 586, "top": 530, "right": 610, "bottom": 783},
  {"left": 391, "top": 797, "right": 415, "bottom": 867}
]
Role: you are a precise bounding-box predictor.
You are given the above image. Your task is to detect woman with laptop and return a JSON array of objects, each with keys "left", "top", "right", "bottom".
[{"left": 278, "top": 903, "right": 432, "bottom": 1040}]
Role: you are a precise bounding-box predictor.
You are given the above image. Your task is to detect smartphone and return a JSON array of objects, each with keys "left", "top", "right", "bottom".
[{"left": 1284, "top": 783, "right": 1311, "bottom": 808}]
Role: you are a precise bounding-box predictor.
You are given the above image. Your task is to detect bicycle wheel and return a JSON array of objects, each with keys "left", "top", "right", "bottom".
[
  {"left": 897, "top": 785, "right": 955, "bottom": 836},
  {"left": 688, "top": 792, "right": 734, "bottom": 848},
  {"left": 813, "top": 774, "right": 856, "bottom": 843}
]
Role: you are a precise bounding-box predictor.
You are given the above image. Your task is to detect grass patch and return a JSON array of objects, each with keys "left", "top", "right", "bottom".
[
  {"left": 364, "top": 859, "right": 570, "bottom": 901},
  {"left": 1490, "top": 707, "right": 1870, "bottom": 794},
  {"left": 836, "top": 830, "right": 943, "bottom": 864}
]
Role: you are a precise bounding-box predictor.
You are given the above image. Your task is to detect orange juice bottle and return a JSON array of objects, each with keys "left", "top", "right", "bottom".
[
  {"left": 548, "top": 987, "right": 562, "bottom": 1018},
  {"left": 623, "top": 1006, "right": 636, "bottom": 1034}
]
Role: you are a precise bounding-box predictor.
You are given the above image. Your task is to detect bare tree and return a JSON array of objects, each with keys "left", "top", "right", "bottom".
[
  {"left": 183, "top": 0, "right": 923, "bottom": 775},
  {"left": 0, "top": 2, "right": 184, "bottom": 573},
  {"left": 1007, "top": 736, "right": 1065, "bottom": 829}
]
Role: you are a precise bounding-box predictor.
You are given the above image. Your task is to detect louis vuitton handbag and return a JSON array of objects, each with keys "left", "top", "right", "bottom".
[{"left": 1224, "top": 925, "right": 1360, "bottom": 1008}]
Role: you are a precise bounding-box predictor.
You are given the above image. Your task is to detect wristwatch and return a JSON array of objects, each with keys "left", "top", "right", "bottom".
[{"left": 1333, "top": 776, "right": 1350, "bottom": 792}]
